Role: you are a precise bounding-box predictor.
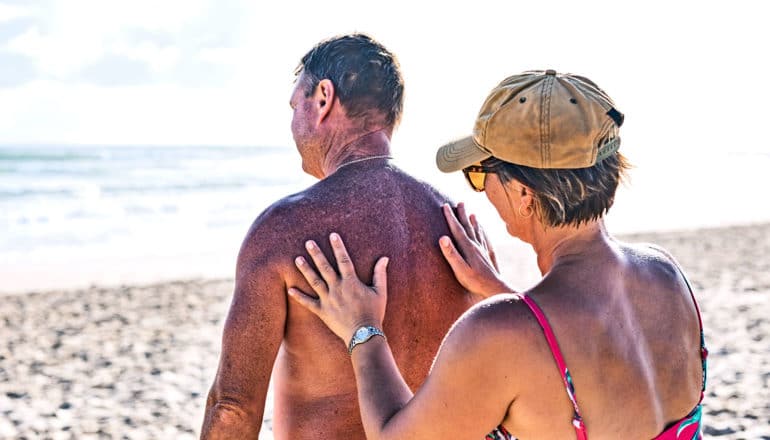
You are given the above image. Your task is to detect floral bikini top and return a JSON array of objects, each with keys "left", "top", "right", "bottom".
[{"left": 487, "top": 267, "right": 707, "bottom": 440}]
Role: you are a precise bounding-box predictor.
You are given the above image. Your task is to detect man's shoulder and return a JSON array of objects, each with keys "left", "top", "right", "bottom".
[
  {"left": 238, "top": 165, "right": 452, "bottom": 257},
  {"left": 236, "top": 186, "right": 324, "bottom": 263},
  {"left": 253, "top": 189, "right": 313, "bottom": 225},
  {"left": 245, "top": 185, "right": 323, "bottom": 235}
]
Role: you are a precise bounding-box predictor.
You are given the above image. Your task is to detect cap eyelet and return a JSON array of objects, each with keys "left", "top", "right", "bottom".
[
  {"left": 570, "top": 98, "right": 577, "bottom": 104},
  {"left": 519, "top": 97, "right": 527, "bottom": 103}
]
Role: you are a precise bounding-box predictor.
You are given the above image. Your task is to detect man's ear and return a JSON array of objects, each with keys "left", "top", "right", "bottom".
[{"left": 315, "top": 79, "right": 335, "bottom": 125}]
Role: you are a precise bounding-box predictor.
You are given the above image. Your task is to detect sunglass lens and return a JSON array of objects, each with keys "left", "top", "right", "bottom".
[{"left": 467, "top": 171, "right": 486, "bottom": 192}]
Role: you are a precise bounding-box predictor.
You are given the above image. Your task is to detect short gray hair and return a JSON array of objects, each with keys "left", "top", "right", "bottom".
[
  {"left": 297, "top": 33, "right": 404, "bottom": 129},
  {"left": 489, "top": 153, "right": 630, "bottom": 227}
]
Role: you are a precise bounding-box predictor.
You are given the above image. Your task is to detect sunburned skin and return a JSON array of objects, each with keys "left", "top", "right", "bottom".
[
  {"left": 289, "top": 217, "right": 706, "bottom": 439},
  {"left": 201, "top": 159, "right": 475, "bottom": 439}
]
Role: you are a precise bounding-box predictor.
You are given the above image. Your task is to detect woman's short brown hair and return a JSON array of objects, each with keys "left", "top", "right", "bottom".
[{"left": 488, "top": 153, "right": 630, "bottom": 228}]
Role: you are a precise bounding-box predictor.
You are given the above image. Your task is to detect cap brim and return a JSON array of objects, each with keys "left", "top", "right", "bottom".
[{"left": 435, "top": 136, "right": 491, "bottom": 173}]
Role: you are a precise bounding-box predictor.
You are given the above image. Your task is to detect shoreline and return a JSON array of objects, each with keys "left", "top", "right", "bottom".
[
  {"left": 5, "top": 219, "right": 770, "bottom": 297},
  {"left": 1, "top": 222, "right": 769, "bottom": 438}
]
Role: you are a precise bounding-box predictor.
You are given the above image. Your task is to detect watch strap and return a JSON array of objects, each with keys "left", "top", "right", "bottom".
[{"left": 348, "top": 325, "right": 386, "bottom": 355}]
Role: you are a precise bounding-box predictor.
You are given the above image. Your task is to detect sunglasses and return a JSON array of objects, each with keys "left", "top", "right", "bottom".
[{"left": 462, "top": 163, "right": 497, "bottom": 192}]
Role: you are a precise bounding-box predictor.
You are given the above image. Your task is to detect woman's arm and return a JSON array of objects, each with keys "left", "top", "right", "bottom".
[
  {"left": 288, "top": 233, "right": 516, "bottom": 439},
  {"left": 349, "top": 309, "right": 516, "bottom": 439}
]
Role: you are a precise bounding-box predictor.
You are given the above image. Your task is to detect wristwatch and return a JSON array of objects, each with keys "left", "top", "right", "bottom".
[{"left": 348, "top": 325, "right": 386, "bottom": 355}]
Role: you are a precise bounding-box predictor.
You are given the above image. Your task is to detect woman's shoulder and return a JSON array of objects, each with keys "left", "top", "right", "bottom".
[
  {"left": 591, "top": 241, "right": 697, "bottom": 313},
  {"left": 444, "top": 293, "right": 548, "bottom": 352},
  {"left": 617, "top": 241, "right": 690, "bottom": 288}
]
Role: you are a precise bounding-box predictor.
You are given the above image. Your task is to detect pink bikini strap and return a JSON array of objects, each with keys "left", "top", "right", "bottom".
[{"left": 515, "top": 294, "right": 588, "bottom": 440}]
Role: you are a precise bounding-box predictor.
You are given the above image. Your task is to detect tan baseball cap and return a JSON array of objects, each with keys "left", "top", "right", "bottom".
[{"left": 436, "top": 70, "right": 624, "bottom": 172}]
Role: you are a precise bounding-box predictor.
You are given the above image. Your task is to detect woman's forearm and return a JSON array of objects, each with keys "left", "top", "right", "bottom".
[{"left": 351, "top": 337, "right": 414, "bottom": 440}]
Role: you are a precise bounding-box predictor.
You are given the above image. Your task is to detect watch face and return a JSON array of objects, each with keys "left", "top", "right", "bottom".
[{"left": 355, "top": 327, "right": 368, "bottom": 341}]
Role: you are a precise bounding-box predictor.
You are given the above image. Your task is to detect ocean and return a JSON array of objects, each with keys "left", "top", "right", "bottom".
[
  {"left": 0, "top": 145, "right": 315, "bottom": 293},
  {"left": 2, "top": 144, "right": 769, "bottom": 293}
]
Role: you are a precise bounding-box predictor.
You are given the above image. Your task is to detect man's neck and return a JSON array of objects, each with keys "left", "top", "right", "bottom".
[{"left": 321, "top": 129, "right": 392, "bottom": 177}]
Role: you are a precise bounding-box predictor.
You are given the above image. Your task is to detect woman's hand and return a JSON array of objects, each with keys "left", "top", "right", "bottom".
[
  {"left": 439, "top": 203, "right": 513, "bottom": 298},
  {"left": 288, "top": 232, "right": 389, "bottom": 345}
]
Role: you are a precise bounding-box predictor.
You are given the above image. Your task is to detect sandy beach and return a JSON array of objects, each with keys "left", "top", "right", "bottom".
[{"left": 1, "top": 222, "right": 769, "bottom": 439}]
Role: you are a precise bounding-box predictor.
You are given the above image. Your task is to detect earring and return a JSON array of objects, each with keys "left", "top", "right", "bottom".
[{"left": 518, "top": 204, "right": 534, "bottom": 218}]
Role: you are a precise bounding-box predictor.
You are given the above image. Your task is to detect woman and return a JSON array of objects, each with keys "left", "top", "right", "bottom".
[{"left": 287, "top": 70, "right": 707, "bottom": 439}]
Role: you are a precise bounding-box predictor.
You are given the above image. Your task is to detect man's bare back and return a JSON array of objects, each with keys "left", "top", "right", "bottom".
[
  {"left": 202, "top": 159, "right": 473, "bottom": 438},
  {"left": 200, "top": 32, "right": 475, "bottom": 439},
  {"left": 278, "top": 160, "right": 474, "bottom": 437}
]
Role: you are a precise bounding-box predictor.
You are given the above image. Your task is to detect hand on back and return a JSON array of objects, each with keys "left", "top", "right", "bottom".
[
  {"left": 439, "top": 203, "right": 514, "bottom": 298},
  {"left": 287, "top": 203, "right": 514, "bottom": 344},
  {"left": 288, "top": 233, "right": 389, "bottom": 345}
]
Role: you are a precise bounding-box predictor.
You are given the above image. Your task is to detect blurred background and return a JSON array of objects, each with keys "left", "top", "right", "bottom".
[{"left": 2, "top": 0, "right": 769, "bottom": 293}]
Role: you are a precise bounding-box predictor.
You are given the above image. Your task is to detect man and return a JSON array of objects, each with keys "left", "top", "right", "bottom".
[{"left": 201, "top": 33, "right": 476, "bottom": 439}]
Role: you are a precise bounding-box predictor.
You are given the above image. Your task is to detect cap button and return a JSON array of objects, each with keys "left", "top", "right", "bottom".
[{"left": 545, "top": 69, "right": 557, "bottom": 76}]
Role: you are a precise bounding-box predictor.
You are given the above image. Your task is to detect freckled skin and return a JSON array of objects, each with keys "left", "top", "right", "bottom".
[{"left": 201, "top": 159, "right": 474, "bottom": 439}]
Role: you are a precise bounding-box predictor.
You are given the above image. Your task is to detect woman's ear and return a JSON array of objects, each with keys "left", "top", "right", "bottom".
[
  {"left": 315, "top": 79, "right": 335, "bottom": 125},
  {"left": 514, "top": 180, "right": 533, "bottom": 204},
  {"left": 512, "top": 181, "right": 536, "bottom": 220}
]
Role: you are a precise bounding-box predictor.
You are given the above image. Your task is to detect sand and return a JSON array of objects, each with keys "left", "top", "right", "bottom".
[{"left": 1, "top": 223, "right": 769, "bottom": 439}]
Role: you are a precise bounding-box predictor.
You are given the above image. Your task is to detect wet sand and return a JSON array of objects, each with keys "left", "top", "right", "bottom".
[{"left": 1, "top": 223, "right": 769, "bottom": 439}]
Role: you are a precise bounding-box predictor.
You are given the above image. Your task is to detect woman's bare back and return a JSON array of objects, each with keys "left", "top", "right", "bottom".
[{"left": 500, "top": 240, "right": 704, "bottom": 439}]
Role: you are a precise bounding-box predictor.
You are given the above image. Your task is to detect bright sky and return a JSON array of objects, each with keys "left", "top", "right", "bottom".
[{"left": 1, "top": 0, "right": 767, "bottom": 154}]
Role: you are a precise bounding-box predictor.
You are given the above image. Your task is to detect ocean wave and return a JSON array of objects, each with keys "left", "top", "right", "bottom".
[
  {"left": 0, "top": 188, "right": 80, "bottom": 199},
  {"left": 0, "top": 145, "right": 310, "bottom": 259},
  {"left": 101, "top": 181, "right": 249, "bottom": 195},
  {"left": 0, "top": 151, "right": 101, "bottom": 162}
]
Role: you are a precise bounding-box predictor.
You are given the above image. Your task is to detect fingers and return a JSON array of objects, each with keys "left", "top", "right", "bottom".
[
  {"left": 329, "top": 233, "right": 356, "bottom": 279},
  {"left": 478, "top": 225, "right": 499, "bottom": 271},
  {"left": 470, "top": 216, "right": 500, "bottom": 272},
  {"left": 443, "top": 204, "right": 471, "bottom": 247},
  {"left": 470, "top": 214, "right": 485, "bottom": 248},
  {"left": 439, "top": 235, "right": 471, "bottom": 276},
  {"left": 295, "top": 256, "right": 329, "bottom": 297},
  {"left": 372, "top": 257, "right": 389, "bottom": 296},
  {"left": 456, "top": 202, "right": 478, "bottom": 242},
  {"left": 305, "top": 240, "right": 337, "bottom": 284},
  {"left": 287, "top": 287, "right": 321, "bottom": 314}
]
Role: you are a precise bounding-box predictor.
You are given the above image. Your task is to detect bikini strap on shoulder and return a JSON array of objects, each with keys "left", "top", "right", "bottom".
[{"left": 514, "top": 293, "right": 588, "bottom": 438}]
